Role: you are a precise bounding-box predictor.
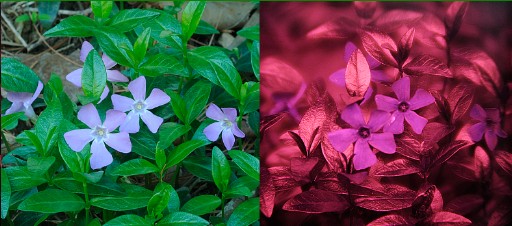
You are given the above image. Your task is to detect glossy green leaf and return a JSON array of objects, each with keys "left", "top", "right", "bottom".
[
  {"left": 226, "top": 198, "right": 259, "bottom": 226},
  {"left": 104, "top": 214, "right": 152, "bottom": 226},
  {"left": 91, "top": 1, "right": 113, "bottom": 19},
  {"left": 228, "top": 150, "right": 259, "bottom": 181},
  {"left": 1, "top": 112, "right": 24, "bottom": 130},
  {"left": 158, "top": 122, "right": 191, "bottom": 151},
  {"left": 1, "top": 169, "right": 11, "bottom": 219},
  {"left": 195, "top": 20, "right": 219, "bottom": 35},
  {"left": 95, "top": 30, "right": 135, "bottom": 67},
  {"left": 4, "top": 166, "right": 47, "bottom": 191},
  {"left": 138, "top": 54, "right": 186, "bottom": 77},
  {"left": 107, "top": 9, "right": 160, "bottom": 32},
  {"left": 27, "top": 156, "right": 55, "bottom": 176},
  {"left": 166, "top": 140, "right": 208, "bottom": 168},
  {"left": 44, "top": 15, "right": 97, "bottom": 37},
  {"left": 251, "top": 41, "right": 260, "bottom": 80},
  {"left": 181, "top": 1, "right": 206, "bottom": 42},
  {"left": 240, "top": 81, "right": 260, "bottom": 114},
  {"left": 212, "top": 146, "right": 231, "bottom": 192},
  {"left": 224, "top": 176, "right": 256, "bottom": 199},
  {"left": 37, "top": 2, "right": 60, "bottom": 29},
  {"left": 18, "top": 189, "right": 85, "bottom": 213},
  {"left": 1, "top": 58, "right": 40, "bottom": 92},
  {"left": 53, "top": 176, "right": 125, "bottom": 197},
  {"left": 183, "top": 156, "right": 213, "bottom": 181},
  {"left": 181, "top": 195, "right": 221, "bottom": 215},
  {"left": 155, "top": 146, "right": 167, "bottom": 170},
  {"left": 43, "top": 74, "right": 75, "bottom": 120},
  {"left": 147, "top": 183, "right": 172, "bottom": 218},
  {"left": 81, "top": 49, "right": 106, "bottom": 99},
  {"left": 111, "top": 159, "right": 159, "bottom": 176},
  {"left": 191, "top": 119, "right": 213, "bottom": 145},
  {"left": 130, "top": 127, "right": 158, "bottom": 160},
  {"left": 58, "top": 120, "right": 84, "bottom": 173},
  {"left": 184, "top": 80, "right": 211, "bottom": 125},
  {"left": 237, "top": 25, "right": 260, "bottom": 41},
  {"left": 35, "top": 99, "right": 62, "bottom": 155},
  {"left": 158, "top": 212, "right": 208, "bottom": 226},
  {"left": 90, "top": 184, "right": 152, "bottom": 211},
  {"left": 133, "top": 27, "right": 151, "bottom": 64},
  {"left": 24, "top": 130, "right": 44, "bottom": 155},
  {"left": 140, "top": 11, "right": 182, "bottom": 50},
  {"left": 72, "top": 171, "right": 104, "bottom": 184},
  {"left": 166, "top": 184, "right": 180, "bottom": 212},
  {"left": 169, "top": 91, "right": 187, "bottom": 123}
]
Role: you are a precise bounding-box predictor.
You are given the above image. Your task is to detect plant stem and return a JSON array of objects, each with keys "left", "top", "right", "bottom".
[
  {"left": 83, "top": 181, "right": 90, "bottom": 224},
  {"left": 221, "top": 193, "right": 225, "bottom": 218},
  {"left": 236, "top": 115, "right": 243, "bottom": 150},
  {"left": 1, "top": 130, "right": 12, "bottom": 153}
]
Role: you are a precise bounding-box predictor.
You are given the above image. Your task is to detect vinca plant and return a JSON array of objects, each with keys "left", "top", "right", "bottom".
[{"left": 1, "top": 1, "right": 260, "bottom": 225}]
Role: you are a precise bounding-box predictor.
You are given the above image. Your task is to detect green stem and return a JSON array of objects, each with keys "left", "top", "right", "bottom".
[
  {"left": 236, "top": 115, "right": 243, "bottom": 150},
  {"left": 221, "top": 193, "right": 225, "bottom": 218},
  {"left": 1, "top": 130, "right": 12, "bottom": 153},
  {"left": 6, "top": 211, "right": 14, "bottom": 226},
  {"left": 83, "top": 181, "right": 90, "bottom": 224}
]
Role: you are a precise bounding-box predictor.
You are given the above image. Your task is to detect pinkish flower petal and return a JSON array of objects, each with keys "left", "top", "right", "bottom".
[
  {"left": 140, "top": 111, "right": 163, "bottom": 133},
  {"left": 66, "top": 68, "right": 83, "bottom": 87},
  {"left": 361, "top": 86, "right": 373, "bottom": 105},
  {"left": 404, "top": 111, "right": 428, "bottom": 134},
  {"left": 485, "top": 131, "right": 497, "bottom": 150},
  {"left": 105, "top": 132, "right": 131, "bottom": 153},
  {"left": 485, "top": 108, "right": 500, "bottom": 122},
  {"left": 375, "top": 94, "right": 399, "bottom": 112},
  {"left": 145, "top": 89, "right": 170, "bottom": 110},
  {"left": 344, "top": 42, "right": 357, "bottom": 62},
  {"left": 468, "top": 122, "right": 486, "bottom": 142},
  {"left": 353, "top": 139, "right": 377, "bottom": 170},
  {"left": 341, "top": 103, "right": 366, "bottom": 128},
  {"left": 102, "top": 54, "right": 117, "bottom": 69},
  {"left": 222, "top": 108, "right": 238, "bottom": 122},
  {"left": 128, "top": 76, "right": 147, "bottom": 101},
  {"left": 328, "top": 129, "right": 358, "bottom": 153},
  {"left": 231, "top": 124, "right": 245, "bottom": 138},
  {"left": 5, "top": 102, "right": 24, "bottom": 115},
  {"left": 288, "top": 82, "right": 307, "bottom": 107},
  {"left": 106, "top": 70, "right": 128, "bottom": 82},
  {"left": 368, "top": 133, "right": 396, "bottom": 154},
  {"left": 409, "top": 89, "right": 434, "bottom": 110},
  {"left": 103, "top": 110, "right": 126, "bottom": 132},
  {"left": 222, "top": 129, "right": 235, "bottom": 150},
  {"left": 206, "top": 103, "right": 225, "bottom": 121},
  {"left": 368, "top": 110, "right": 391, "bottom": 132},
  {"left": 6, "top": 92, "right": 32, "bottom": 103},
  {"left": 469, "top": 104, "right": 486, "bottom": 121},
  {"left": 120, "top": 111, "right": 140, "bottom": 133},
  {"left": 496, "top": 128, "right": 507, "bottom": 138},
  {"left": 204, "top": 122, "right": 223, "bottom": 141},
  {"left": 366, "top": 55, "right": 380, "bottom": 69},
  {"left": 78, "top": 104, "right": 101, "bottom": 128},
  {"left": 98, "top": 86, "right": 109, "bottom": 104},
  {"left": 64, "top": 129, "right": 93, "bottom": 152},
  {"left": 329, "top": 68, "right": 346, "bottom": 87},
  {"left": 384, "top": 112, "right": 405, "bottom": 134},
  {"left": 112, "top": 94, "right": 134, "bottom": 112},
  {"left": 80, "top": 41, "right": 94, "bottom": 62},
  {"left": 28, "top": 81, "right": 44, "bottom": 105},
  {"left": 90, "top": 140, "right": 113, "bottom": 169},
  {"left": 392, "top": 76, "right": 410, "bottom": 101}
]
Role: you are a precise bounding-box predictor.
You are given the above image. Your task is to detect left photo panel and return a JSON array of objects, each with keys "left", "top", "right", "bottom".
[{"left": 1, "top": 1, "right": 260, "bottom": 225}]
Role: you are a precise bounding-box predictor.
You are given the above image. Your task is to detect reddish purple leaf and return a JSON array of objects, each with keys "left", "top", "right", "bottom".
[
  {"left": 488, "top": 198, "right": 512, "bottom": 226},
  {"left": 445, "top": 195, "right": 484, "bottom": 216},
  {"left": 372, "top": 10, "right": 423, "bottom": 31},
  {"left": 355, "top": 184, "right": 415, "bottom": 211},
  {"left": 354, "top": 2, "right": 377, "bottom": 19},
  {"left": 321, "top": 122, "right": 345, "bottom": 173},
  {"left": 290, "top": 157, "right": 322, "bottom": 184},
  {"left": 306, "top": 17, "right": 357, "bottom": 40},
  {"left": 261, "top": 57, "right": 303, "bottom": 94},
  {"left": 299, "top": 93, "right": 336, "bottom": 153},
  {"left": 459, "top": 49, "right": 503, "bottom": 97},
  {"left": 448, "top": 84, "right": 473, "bottom": 123},
  {"left": 445, "top": 2, "right": 469, "bottom": 41},
  {"left": 340, "top": 171, "right": 368, "bottom": 184},
  {"left": 374, "top": 158, "right": 421, "bottom": 177},
  {"left": 474, "top": 146, "right": 491, "bottom": 180},
  {"left": 433, "top": 140, "right": 470, "bottom": 168},
  {"left": 316, "top": 172, "right": 348, "bottom": 195},
  {"left": 360, "top": 30, "right": 398, "bottom": 67},
  {"left": 344, "top": 49, "right": 371, "bottom": 97},
  {"left": 397, "top": 27, "right": 416, "bottom": 63},
  {"left": 268, "top": 167, "right": 300, "bottom": 192},
  {"left": 403, "top": 55, "right": 452, "bottom": 77},
  {"left": 282, "top": 189, "right": 350, "bottom": 213},
  {"left": 368, "top": 214, "right": 415, "bottom": 226},
  {"left": 288, "top": 131, "right": 307, "bottom": 157},
  {"left": 425, "top": 211, "right": 472, "bottom": 225},
  {"left": 412, "top": 185, "right": 436, "bottom": 218},
  {"left": 260, "top": 167, "right": 275, "bottom": 218},
  {"left": 495, "top": 151, "right": 512, "bottom": 178}
]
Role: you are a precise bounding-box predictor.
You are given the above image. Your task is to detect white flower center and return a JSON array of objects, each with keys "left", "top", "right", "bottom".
[
  {"left": 133, "top": 100, "right": 147, "bottom": 114},
  {"left": 91, "top": 125, "right": 108, "bottom": 142},
  {"left": 221, "top": 119, "right": 233, "bottom": 128}
]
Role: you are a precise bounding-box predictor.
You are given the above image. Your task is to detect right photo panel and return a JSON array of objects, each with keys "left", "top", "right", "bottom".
[{"left": 260, "top": 2, "right": 512, "bottom": 225}]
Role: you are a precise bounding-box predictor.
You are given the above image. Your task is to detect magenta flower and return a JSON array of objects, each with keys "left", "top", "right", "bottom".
[
  {"left": 328, "top": 103, "right": 396, "bottom": 170},
  {"left": 269, "top": 82, "right": 307, "bottom": 121},
  {"left": 375, "top": 77, "right": 434, "bottom": 134},
  {"left": 203, "top": 103, "right": 245, "bottom": 150},
  {"left": 66, "top": 41, "right": 129, "bottom": 103},
  {"left": 111, "top": 76, "right": 169, "bottom": 133},
  {"left": 468, "top": 104, "right": 507, "bottom": 150},
  {"left": 64, "top": 104, "right": 131, "bottom": 169},
  {"left": 5, "top": 81, "right": 43, "bottom": 119}
]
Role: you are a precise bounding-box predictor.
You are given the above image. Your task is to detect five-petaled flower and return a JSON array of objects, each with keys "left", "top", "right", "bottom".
[
  {"left": 5, "top": 81, "right": 43, "bottom": 119},
  {"left": 64, "top": 104, "right": 131, "bottom": 169},
  {"left": 375, "top": 76, "right": 434, "bottom": 134},
  {"left": 111, "top": 76, "right": 170, "bottom": 133},
  {"left": 328, "top": 103, "right": 396, "bottom": 170},
  {"left": 66, "top": 41, "right": 129, "bottom": 103},
  {"left": 468, "top": 104, "right": 507, "bottom": 150},
  {"left": 203, "top": 103, "right": 245, "bottom": 150}
]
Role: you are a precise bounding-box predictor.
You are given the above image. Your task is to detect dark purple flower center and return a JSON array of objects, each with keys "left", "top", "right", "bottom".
[
  {"left": 398, "top": 101, "right": 410, "bottom": 112},
  {"left": 485, "top": 118, "right": 495, "bottom": 127},
  {"left": 358, "top": 127, "right": 371, "bottom": 138}
]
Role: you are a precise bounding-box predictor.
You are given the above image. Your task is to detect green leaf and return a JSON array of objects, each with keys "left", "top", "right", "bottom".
[
  {"left": 195, "top": 20, "right": 219, "bottom": 35},
  {"left": 27, "top": 156, "right": 55, "bottom": 176},
  {"left": 81, "top": 49, "right": 106, "bottom": 99},
  {"left": 43, "top": 74, "right": 75, "bottom": 120},
  {"left": 166, "top": 140, "right": 208, "bottom": 168},
  {"left": 130, "top": 127, "right": 158, "bottom": 160},
  {"left": 212, "top": 147, "right": 231, "bottom": 192},
  {"left": 4, "top": 166, "right": 47, "bottom": 191},
  {"left": 158, "top": 212, "right": 208, "bottom": 226},
  {"left": 184, "top": 81, "right": 211, "bottom": 125},
  {"left": 158, "top": 122, "right": 191, "bottom": 151},
  {"left": 38, "top": 2, "right": 60, "bottom": 29},
  {"left": 35, "top": 99, "right": 62, "bottom": 155},
  {"left": 138, "top": 54, "right": 186, "bottom": 77},
  {"left": 188, "top": 46, "right": 242, "bottom": 99},
  {"left": 240, "top": 81, "right": 260, "bottom": 114},
  {"left": 168, "top": 91, "right": 187, "bottom": 123},
  {"left": 228, "top": 150, "right": 259, "bottom": 181},
  {"left": 1, "top": 58, "right": 40, "bottom": 92},
  {"left": 107, "top": 9, "right": 160, "bottom": 32},
  {"left": 147, "top": 183, "right": 172, "bottom": 218},
  {"left": 166, "top": 183, "right": 180, "bottom": 212},
  {"left": 237, "top": 25, "right": 260, "bottom": 41},
  {"left": 58, "top": 120, "right": 85, "bottom": 173},
  {"left": 251, "top": 41, "right": 260, "bottom": 80},
  {"left": 44, "top": 15, "right": 97, "bottom": 37},
  {"left": 191, "top": 119, "right": 213, "bottom": 144},
  {"left": 155, "top": 146, "right": 167, "bottom": 170},
  {"left": 25, "top": 130, "right": 44, "bottom": 155},
  {"left": 181, "top": 195, "right": 221, "bottom": 215},
  {"left": 91, "top": 1, "right": 113, "bottom": 19},
  {"left": 18, "top": 189, "right": 85, "bottom": 213},
  {"left": 1, "top": 112, "right": 24, "bottom": 129},
  {"left": 1, "top": 169, "right": 11, "bottom": 219},
  {"left": 111, "top": 159, "right": 159, "bottom": 176},
  {"left": 227, "top": 198, "right": 259, "bottom": 226},
  {"left": 95, "top": 30, "right": 135, "bottom": 67},
  {"left": 104, "top": 214, "right": 152, "bottom": 226},
  {"left": 90, "top": 184, "right": 152, "bottom": 211},
  {"left": 53, "top": 176, "right": 125, "bottom": 196},
  {"left": 181, "top": 1, "right": 206, "bottom": 42},
  {"left": 140, "top": 11, "right": 182, "bottom": 50},
  {"left": 224, "top": 176, "right": 256, "bottom": 199},
  {"left": 183, "top": 156, "right": 213, "bottom": 181},
  {"left": 133, "top": 27, "right": 151, "bottom": 65}
]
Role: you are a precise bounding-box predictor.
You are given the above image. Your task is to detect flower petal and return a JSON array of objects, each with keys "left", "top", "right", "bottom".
[
  {"left": 120, "top": 111, "right": 140, "bottom": 133},
  {"left": 361, "top": 86, "right": 373, "bottom": 105},
  {"left": 353, "top": 139, "right": 377, "bottom": 170},
  {"left": 485, "top": 108, "right": 500, "bottom": 122},
  {"left": 375, "top": 94, "right": 399, "bottom": 112},
  {"left": 409, "top": 89, "right": 435, "bottom": 110},
  {"left": 30, "top": 81, "right": 44, "bottom": 104},
  {"left": 468, "top": 122, "right": 486, "bottom": 142},
  {"left": 90, "top": 141, "right": 113, "bottom": 169},
  {"left": 329, "top": 68, "right": 346, "bottom": 87},
  {"left": 368, "top": 110, "right": 391, "bottom": 132},
  {"left": 341, "top": 103, "right": 366, "bottom": 128},
  {"left": 105, "top": 132, "right": 131, "bottom": 153},
  {"left": 128, "top": 76, "right": 147, "bottom": 101},
  {"left": 80, "top": 41, "right": 94, "bottom": 62},
  {"left": 112, "top": 94, "right": 135, "bottom": 112},
  {"left": 370, "top": 70, "right": 392, "bottom": 83},
  {"left": 496, "top": 128, "right": 507, "bottom": 138},
  {"left": 203, "top": 122, "right": 223, "bottom": 141},
  {"left": 206, "top": 103, "right": 225, "bottom": 121},
  {"left": 368, "top": 132, "right": 396, "bottom": 154},
  {"left": 64, "top": 129, "right": 93, "bottom": 152},
  {"left": 103, "top": 110, "right": 126, "bottom": 132},
  {"left": 231, "top": 124, "right": 245, "bottom": 138},
  {"left": 222, "top": 108, "right": 238, "bottom": 122},
  {"left": 24, "top": 106, "right": 36, "bottom": 119},
  {"left": 65, "top": 68, "right": 83, "bottom": 87},
  {"left": 404, "top": 111, "right": 428, "bottom": 134},
  {"left": 222, "top": 129, "right": 236, "bottom": 150},
  {"left": 78, "top": 104, "right": 101, "bottom": 128},
  {"left": 344, "top": 42, "right": 357, "bottom": 62},
  {"left": 392, "top": 76, "right": 410, "bottom": 101},
  {"left": 140, "top": 111, "right": 163, "bottom": 133},
  {"left": 106, "top": 70, "right": 128, "bottom": 82},
  {"left": 384, "top": 112, "right": 405, "bottom": 134},
  {"left": 102, "top": 54, "right": 117, "bottom": 69},
  {"left": 328, "top": 129, "right": 358, "bottom": 153},
  {"left": 485, "top": 131, "right": 498, "bottom": 150},
  {"left": 367, "top": 55, "right": 381, "bottom": 69},
  {"left": 6, "top": 92, "right": 32, "bottom": 103},
  {"left": 98, "top": 86, "right": 109, "bottom": 104},
  {"left": 145, "top": 88, "right": 170, "bottom": 110},
  {"left": 469, "top": 104, "right": 486, "bottom": 121},
  {"left": 5, "top": 102, "right": 24, "bottom": 115}
]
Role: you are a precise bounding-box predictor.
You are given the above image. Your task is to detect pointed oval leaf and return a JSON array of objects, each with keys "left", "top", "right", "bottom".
[
  {"left": 106, "top": 9, "right": 160, "bottom": 32},
  {"left": 345, "top": 49, "right": 371, "bottom": 97},
  {"left": 260, "top": 167, "right": 275, "bottom": 218},
  {"left": 111, "top": 159, "right": 159, "bottom": 176},
  {"left": 368, "top": 214, "right": 413, "bottom": 226},
  {"left": 104, "top": 214, "right": 152, "bottom": 226},
  {"left": 445, "top": 2, "right": 469, "bottom": 40},
  {"left": 181, "top": 195, "right": 221, "bottom": 216},
  {"left": 360, "top": 30, "right": 398, "bottom": 67},
  {"left": 426, "top": 211, "right": 471, "bottom": 225},
  {"left": 43, "top": 15, "right": 97, "bottom": 37},
  {"left": 82, "top": 49, "right": 106, "bottom": 99},
  {"left": 181, "top": 1, "right": 206, "bottom": 42},
  {"left": 283, "top": 189, "right": 349, "bottom": 213},
  {"left": 306, "top": 17, "right": 357, "bottom": 40},
  {"left": 374, "top": 158, "right": 420, "bottom": 177},
  {"left": 18, "top": 189, "right": 85, "bottom": 213},
  {"left": 372, "top": 10, "right": 423, "bottom": 31},
  {"left": 228, "top": 150, "right": 260, "bottom": 181},
  {"left": 403, "top": 55, "right": 452, "bottom": 77},
  {"left": 166, "top": 140, "right": 208, "bottom": 168},
  {"left": 158, "top": 212, "right": 209, "bottom": 226},
  {"left": 227, "top": 198, "right": 259, "bottom": 226},
  {"left": 212, "top": 146, "right": 231, "bottom": 192},
  {"left": 1, "top": 169, "right": 11, "bottom": 219}
]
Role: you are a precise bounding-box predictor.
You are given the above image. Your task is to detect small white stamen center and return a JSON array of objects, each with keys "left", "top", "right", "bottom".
[
  {"left": 221, "top": 119, "right": 232, "bottom": 128},
  {"left": 91, "top": 125, "right": 108, "bottom": 141},
  {"left": 133, "top": 100, "right": 147, "bottom": 114}
]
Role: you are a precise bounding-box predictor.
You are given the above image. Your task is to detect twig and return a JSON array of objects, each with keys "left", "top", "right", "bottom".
[
  {"left": 23, "top": 7, "right": 92, "bottom": 16},
  {"left": 1, "top": 10, "right": 28, "bottom": 48},
  {"left": 31, "top": 23, "right": 82, "bottom": 67}
]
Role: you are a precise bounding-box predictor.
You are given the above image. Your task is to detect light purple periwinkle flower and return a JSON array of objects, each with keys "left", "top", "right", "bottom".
[
  {"left": 468, "top": 104, "right": 507, "bottom": 150},
  {"left": 375, "top": 77, "right": 434, "bottom": 134},
  {"left": 64, "top": 104, "right": 131, "bottom": 169},
  {"left": 269, "top": 82, "right": 307, "bottom": 122},
  {"left": 66, "top": 41, "right": 129, "bottom": 103},
  {"left": 328, "top": 103, "right": 396, "bottom": 170},
  {"left": 5, "top": 81, "right": 43, "bottom": 119},
  {"left": 203, "top": 103, "right": 245, "bottom": 150},
  {"left": 111, "top": 76, "right": 170, "bottom": 133}
]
